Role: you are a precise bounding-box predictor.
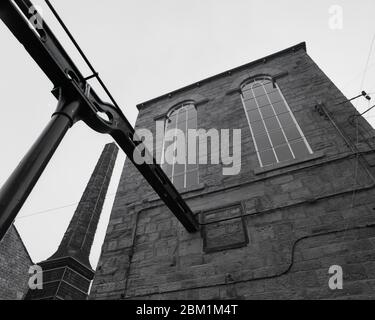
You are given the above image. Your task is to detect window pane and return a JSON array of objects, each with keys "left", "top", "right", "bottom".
[
  {"left": 251, "top": 120, "right": 266, "bottom": 136},
  {"left": 284, "top": 126, "right": 301, "bottom": 141},
  {"left": 260, "top": 105, "right": 275, "bottom": 119},
  {"left": 163, "top": 136, "right": 175, "bottom": 165},
  {"left": 186, "top": 170, "right": 198, "bottom": 188},
  {"left": 248, "top": 109, "right": 262, "bottom": 122},
  {"left": 252, "top": 84, "right": 266, "bottom": 97},
  {"left": 173, "top": 174, "right": 184, "bottom": 189},
  {"left": 244, "top": 98, "right": 258, "bottom": 111},
  {"left": 241, "top": 79, "right": 313, "bottom": 169},
  {"left": 175, "top": 136, "right": 186, "bottom": 178},
  {"left": 187, "top": 133, "right": 198, "bottom": 166},
  {"left": 174, "top": 109, "right": 186, "bottom": 176},
  {"left": 268, "top": 91, "right": 283, "bottom": 104},
  {"left": 242, "top": 90, "right": 254, "bottom": 100},
  {"left": 187, "top": 161, "right": 198, "bottom": 172},
  {"left": 174, "top": 162, "right": 185, "bottom": 176},
  {"left": 290, "top": 139, "right": 310, "bottom": 158},
  {"left": 264, "top": 117, "right": 280, "bottom": 132},
  {"left": 274, "top": 144, "right": 293, "bottom": 162},
  {"left": 177, "top": 112, "right": 187, "bottom": 160},
  {"left": 273, "top": 101, "right": 288, "bottom": 115},
  {"left": 256, "top": 95, "right": 270, "bottom": 108},
  {"left": 278, "top": 113, "right": 294, "bottom": 128},
  {"left": 263, "top": 81, "right": 277, "bottom": 94},
  {"left": 162, "top": 162, "right": 173, "bottom": 178},
  {"left": 187, "top": 106, "right": 197, "bottom": 185},
  {"left": 187, "top": 117, "right": 197, "bottom": 130},
  {"left": 163, "top": 104, "right": 198, "bottom": 189},
  {"left": 177, "top": 108, "right": 187, "bottom": 126},
  {"left": 269, "top": 130, "right": 286, "bottom": 146},
  {"left": 186, "top": 106, "right": 197, "bottom": 120},
  {"left": 259, "top": 149, "right": 277, "bottom": 166},
  {"left": 167, "top": 113, "right": 177, "bottom": 128},
  {"left": 255, "top": 134, "right": 272, "bottom": 151}
]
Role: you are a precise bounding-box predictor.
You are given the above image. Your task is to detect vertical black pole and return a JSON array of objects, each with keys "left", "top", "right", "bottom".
[{"left": 0, "top": 97, "right": 81, "bottom": 241}]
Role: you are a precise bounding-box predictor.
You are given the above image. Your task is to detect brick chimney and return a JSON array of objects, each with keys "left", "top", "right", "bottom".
[{"left": 25, "top": 143, "right": 118, "bottom": 300}]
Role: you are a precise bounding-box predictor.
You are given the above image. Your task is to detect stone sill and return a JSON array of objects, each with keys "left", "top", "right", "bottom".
[
  {"left": 254, "top": 150, "right": 325, "bottom": 175},
  {"left": 147, "top": 182, "right": 206, "bottom": 203}
]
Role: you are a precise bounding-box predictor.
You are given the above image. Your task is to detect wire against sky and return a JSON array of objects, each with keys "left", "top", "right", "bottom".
[
  {"left": 16, "top": 193, "right": 117, "bottom": 220},
  {"left": 360, "top": 33, "right": 375, "bottom": 91}
]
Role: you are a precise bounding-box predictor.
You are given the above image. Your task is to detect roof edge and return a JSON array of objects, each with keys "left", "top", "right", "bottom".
[{"left": 137, "top": 42, "right": 307, "bottom": 110}]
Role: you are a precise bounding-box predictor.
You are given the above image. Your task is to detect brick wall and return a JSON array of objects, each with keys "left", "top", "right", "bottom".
[
  {"left": 90, "top": 43, "right": 375, "bottom": 299},
  {"left": 0, "top": 225, "right": 32, "bottom": 300}
]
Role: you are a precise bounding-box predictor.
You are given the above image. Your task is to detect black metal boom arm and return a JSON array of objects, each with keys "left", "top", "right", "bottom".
[{"left": 0, "top": 0, "right": 198, "bottom": 239}]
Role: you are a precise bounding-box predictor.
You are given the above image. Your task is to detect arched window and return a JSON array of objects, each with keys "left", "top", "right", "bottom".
[
  {"left": 241, "top": 78, "right": 312, "bottom": 167},
  {"left": 161, "top": 102, "right": 199, "bottom": 189}
]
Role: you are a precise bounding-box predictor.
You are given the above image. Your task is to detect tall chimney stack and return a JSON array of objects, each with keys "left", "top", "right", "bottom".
[{"left": 25, "top": 143, "right": 118, "bottom": 300}]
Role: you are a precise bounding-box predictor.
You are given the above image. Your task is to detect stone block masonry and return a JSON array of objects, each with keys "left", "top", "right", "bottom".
[{"left": 90, "top": 42, "right": 375, "bottom": 300}]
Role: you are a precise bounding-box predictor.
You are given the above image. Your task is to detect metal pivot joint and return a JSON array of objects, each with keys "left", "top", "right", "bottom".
[{"left": 0, "top": 0, "right": 198, "bottom": 239}]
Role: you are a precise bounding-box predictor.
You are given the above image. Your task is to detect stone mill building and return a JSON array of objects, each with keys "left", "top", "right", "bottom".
[{"left": 90, "top": 42, "right": 375, "bottom": 299}]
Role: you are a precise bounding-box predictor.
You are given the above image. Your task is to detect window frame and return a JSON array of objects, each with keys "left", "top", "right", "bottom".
[
  {"left": 160, "top": 102, "right": 199, "bottom": 189},
  {"left": 240, "top": 77, "right": 313, "bottom": 167}
]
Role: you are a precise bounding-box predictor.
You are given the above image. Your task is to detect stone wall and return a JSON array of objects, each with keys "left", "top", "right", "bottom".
[{"left": 90, "top": 43, "right": 375, "bottom": 299}]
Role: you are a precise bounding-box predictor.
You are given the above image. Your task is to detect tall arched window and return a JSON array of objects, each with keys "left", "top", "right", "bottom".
[
  {"left": 241, "top": 78, "right": 312, "bottom": 167},
  {"left": 161, "top": 102, "right": 199, "bottom": 189}
]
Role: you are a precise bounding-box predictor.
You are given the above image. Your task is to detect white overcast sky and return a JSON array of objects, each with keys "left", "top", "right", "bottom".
[{"left": 0, "top": 0, "right": 374, "bottom": 268}]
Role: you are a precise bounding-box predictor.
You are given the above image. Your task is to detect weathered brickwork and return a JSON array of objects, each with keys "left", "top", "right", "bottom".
[
  {"left": 0, "top": 225, "right": 32, "bottom": 300},
  {"left": 50, "top": 142, "right": 119, "bottom": 268},
  {"left": 90, "top": 42, "right": 375, "bottom": 299}
]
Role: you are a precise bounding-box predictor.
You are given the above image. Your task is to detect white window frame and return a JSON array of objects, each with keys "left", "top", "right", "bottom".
[
  {"left": 161, "top": 102, "right": 199, "bottom": 188},
  {"left": 240, "top": 77, "right": 313, "bottom": 167}
]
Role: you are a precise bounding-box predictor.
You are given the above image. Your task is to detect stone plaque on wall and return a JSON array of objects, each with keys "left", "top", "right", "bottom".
[{"left": 201, "top": 203, "right": 249, "bottom": 253}]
